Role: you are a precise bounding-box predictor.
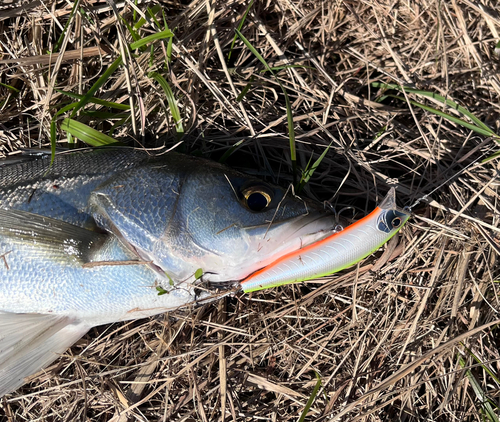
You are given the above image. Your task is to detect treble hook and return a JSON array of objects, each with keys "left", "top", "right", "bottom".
[{"left": 324, "top": 202, "right": 357, "bottom": 232}]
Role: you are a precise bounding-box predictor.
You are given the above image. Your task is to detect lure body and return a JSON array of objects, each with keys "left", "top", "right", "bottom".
[{"left": 240, "top": 188, "right": 410, "bottom": 292}]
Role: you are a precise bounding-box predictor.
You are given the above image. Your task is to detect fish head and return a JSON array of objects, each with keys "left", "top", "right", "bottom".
[{"left": 90, "top": 153, "right": 336, "bottom": 284}]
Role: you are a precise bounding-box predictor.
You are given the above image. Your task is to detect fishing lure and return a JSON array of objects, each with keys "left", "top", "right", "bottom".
[{"left": 240, "top": 188, "right": 410, "bottom": 292}]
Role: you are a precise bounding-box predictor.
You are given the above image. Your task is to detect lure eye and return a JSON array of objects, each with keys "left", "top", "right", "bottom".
[
  {"left": 392, "top": 217, "right": 402, "bottom": 228},
  {"left": 377, "top": 210, "right": 407, "bottom": 233},
  {"left": 242, "top": 186, "right": 272, "bottom": 212}
]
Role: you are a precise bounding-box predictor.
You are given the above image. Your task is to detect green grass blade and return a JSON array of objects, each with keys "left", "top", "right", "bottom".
[
  {"left": 483, "top": 150, "right": 500, "bottom": 163},
  {"left": 376, "top": 84, "right": 500, "bottom": 160},
  {"left": 148, "top": 71, "right": 184, "bottom": 138},
  {"left": 390, "top": 95, "right": 497, "bottom": 138},
  {"left": 50, "top": 101, "right": 80, "bottom": 162},
  {"left": 83, "top": 111, "right": 129, "bottom": 119},
  {"left": 150, "top": 6, "right": 164, "bottom": 30},
  {"left": 149, "top": 44, "right": 155, "bottom": 68},
  {"left": 462, "top": 344, "right": 500, "bottom": 386},
  {"left": 55, "top": 89, "right": 130, "bottom": 110},
  {"left": 67, "top": 132, "right": 75, "bottom": 148},
  {"left": 52, "top": 0, "right": 79, "bottom": 53},
  {"left": 69, "top": 28, "right": 172, "bottom": 119},
  {"left": 0, "top": 82, "right": 20, "bottom": 93},
  {"left": 133, "top": 4, "right": 162, "bottom": 29},
  {"left": 129, "top": 29, "right": 173, "bottom": 50},
  {"left": 235, "top": 28, "right": 296, "bottom": 182},
  {"left": 50, "top": 119, "right": 57, "bottom": 165},
  {"left": 227, "top": 0, "right": 253, "bottom": 63},
  {"left": 78, "top": 6, "right": 92, "bottom": 26},
  {"left": 372, "top": 82, "right": 493, "bottom": 133},
  {"left": 68, "top": 28, "right": 172, "bottom": 127},
  {"left": 297, "top": 142, "right": 332, "bottom": 192},
  {"left": 236, "top": 77, "right": 254, "bottom": 102},
  {"left": 0, "top": 81, "right": 20, "bottom": 108},
  {"left": 219, "top": 138, "right": 246, "bottom": 163},
  {"left": 61, "top": 118, "right": 120, "bottom": 146},
  {"left": 70, "top": 57, "right": 123, "bottom": 118},
  {"left": 166, "top": 36, "right": 173, "bottom": 63},
  {"left": 121, "top": 15, "right": 141, "bottom": 44},
  {"left": 54, "top": 102, "right": 79, "bottom": 117},
  {"left": 156, "top": 286, "right": 169, "bottom": 296},
  {"left": 374, "top": 125, "right": 387, "bottom": 140},
  {"left": 458, "top": 353, "right": 499, "bottom": 422},
  {"left": 297, "top": 372, "right": 322, "bottom": 422}
]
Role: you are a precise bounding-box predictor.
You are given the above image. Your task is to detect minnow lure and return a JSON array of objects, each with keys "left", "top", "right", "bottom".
[{"left": 240, "top": 188, "right": 410, "bottom": 292}]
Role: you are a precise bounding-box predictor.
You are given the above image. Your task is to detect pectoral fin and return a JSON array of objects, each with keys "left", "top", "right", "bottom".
[
  {"left": 0, "top": 208, "right": 106, "bottom": 263},
  {"left": 0, "top": 312, "right": 89, "bottom": 397}
]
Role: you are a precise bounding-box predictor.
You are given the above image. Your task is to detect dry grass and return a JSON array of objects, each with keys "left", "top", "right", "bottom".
[{"left": 1, "top": 0, "right": 500, "bottom": 420}]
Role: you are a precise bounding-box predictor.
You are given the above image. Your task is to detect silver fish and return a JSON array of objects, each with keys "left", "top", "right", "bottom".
[{"left": 0, "top": 148, "right": 335, "bottom": 396}]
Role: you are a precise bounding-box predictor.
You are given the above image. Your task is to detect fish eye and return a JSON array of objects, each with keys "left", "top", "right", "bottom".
[
  {"left": 392, "top": 217, "right": 402, "bottom": 228},
  {"left": 242, "top": 186, "right": 272, "bottom": 212}
]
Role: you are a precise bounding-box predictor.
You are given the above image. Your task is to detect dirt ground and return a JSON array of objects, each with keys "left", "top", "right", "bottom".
[{"left": 1, "top": 0, "right": 500, "bottom": 420}]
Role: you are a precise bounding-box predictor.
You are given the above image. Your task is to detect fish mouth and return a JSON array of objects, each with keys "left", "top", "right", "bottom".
[
  {"left": 248, "top": 212, "right": 337, "bottom": 245},
  {"left": 205, "top": 211, "right": 337, "bottom": 283}
]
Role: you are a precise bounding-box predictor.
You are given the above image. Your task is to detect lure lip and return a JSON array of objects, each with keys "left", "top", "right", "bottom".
[
  {"left": 379, "top": 187, "right": 397, "bottom": 210},
  {"left": 377, "top": 188, "right": 411, "bottom": 230},
  {"left": 379, "top": 187, "right": 410, "bottom": 215}
]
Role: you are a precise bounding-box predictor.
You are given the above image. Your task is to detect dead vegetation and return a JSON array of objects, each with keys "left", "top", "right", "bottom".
[{"left": 1, "top": 0, "right": 500, "bottom": 420}]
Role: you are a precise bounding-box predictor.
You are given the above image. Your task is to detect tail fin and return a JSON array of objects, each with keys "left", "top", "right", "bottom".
[{"left": 0, "top": 312, "right": 89, "bottom": 397}]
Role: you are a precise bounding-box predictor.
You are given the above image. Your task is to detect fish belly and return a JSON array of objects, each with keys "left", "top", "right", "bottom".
[{"left": 0, "top": 235, "right": 198, "bottom": 326}]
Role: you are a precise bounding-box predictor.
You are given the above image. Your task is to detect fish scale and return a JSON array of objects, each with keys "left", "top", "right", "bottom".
[
  {"left": 0, "top": 148, "right": 153, "bottom": 226},
  {"left": 0, "top": 228, "right": 190, "bottom": 322}
]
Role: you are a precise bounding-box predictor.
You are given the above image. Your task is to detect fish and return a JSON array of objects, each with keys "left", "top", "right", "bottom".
[
  {"left": 240, "top": 188, "right": 411, "bottom": 292},
  {"left": 0, "top": 147, "right": 337, "bottom": 397}
]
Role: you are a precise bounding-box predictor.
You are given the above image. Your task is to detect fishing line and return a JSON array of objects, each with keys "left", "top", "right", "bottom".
[{"left": 404, "top": 141, "right": 498, "bottom": 212}]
